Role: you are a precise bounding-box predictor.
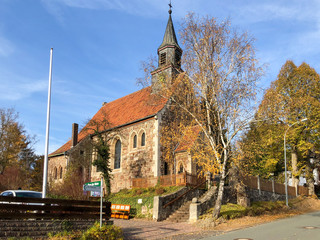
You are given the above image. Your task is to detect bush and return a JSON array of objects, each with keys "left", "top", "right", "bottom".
[
  {"left": 201, "top": 201, "right": 287, "bottom": 220},
  {"left": 47, "top": 223, "right": 123, "bottom": 240},
  {"left": 246, "top": 201, "right": 285, "bottom": 216},
  {"left": 133, "top": 188, "right": 143, "bottom": 195},
  {"left": 155, "top": 187, "right": 165, "bottom": 195},
  {"left": 82, "top": 223, "right": 123, "bottom": 240},
  {"left": 220, "top": 203, "right": 246, "bottom": 219}
]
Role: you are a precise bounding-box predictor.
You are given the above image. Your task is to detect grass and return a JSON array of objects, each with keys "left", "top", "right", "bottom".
[
  {"left": 201, "top": 201, "right": 287, "bottom": 220},
  {"left": 47, "top": 222, "right": 123, "bottom": 240},
  {"left": 109, "top": 186, "right": 183, "bottom": 218},
  {"left": 109, "top": 185, "right": 183, "bottom": 198}
]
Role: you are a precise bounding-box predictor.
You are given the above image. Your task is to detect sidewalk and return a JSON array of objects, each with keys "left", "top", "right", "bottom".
[{"left": 113, "top": 218, "right": 219, "bottom": 240}]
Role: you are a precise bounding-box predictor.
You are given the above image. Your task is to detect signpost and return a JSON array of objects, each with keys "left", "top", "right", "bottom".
[
  {"left": 83, "top": 178, "right": 103, "bottom": 228},
  {"left": 83, "top": 181, "right": 101, "bottom": 192}
]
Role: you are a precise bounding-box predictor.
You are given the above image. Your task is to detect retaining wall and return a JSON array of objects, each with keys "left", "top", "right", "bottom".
[
  {"left": 153, "top": 187, "right": 206, "bottom": 221},
  {"left": 0, "top": 219, "right": 103, "bottom": 239}
]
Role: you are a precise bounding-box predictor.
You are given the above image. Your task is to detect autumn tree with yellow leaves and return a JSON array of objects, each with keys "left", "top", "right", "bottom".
[
  {"left": 0, "top": 108, "right": 28, "bottom": 174},
  {"left": 150, "top": 13, "right": 263, "bottom": 219},
  {"left": 0, "top": 108, "right": 41, "bottom": 191},
  {"left": 241, "top": 61, "right": 320, "bottom": 193}
]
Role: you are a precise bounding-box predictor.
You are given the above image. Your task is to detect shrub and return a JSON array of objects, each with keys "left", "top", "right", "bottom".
[
  {"left": 133, "top": 189, "right": 143, "bottom": 195},
  {"left": 47, "top": 230, "right": 81, "bottom": 239},
  {"left": 220, "top": 203, "right": 246, "bottom": 219},
  {"left": 155, "top": 187, "right": 165, "bottom": 195},
  {"left": 82, "top": 223, "right": 123, "bottom": 240},
  {"left": 47, "top": 223, "right": 123, "bottom": 240}
]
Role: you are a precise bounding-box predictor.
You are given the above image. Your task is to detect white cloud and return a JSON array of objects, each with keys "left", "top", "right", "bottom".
[
  {"left": 0, "top": 75, "right": 47, "bottom": 101},
  {"left": 41, "top": 0, "right": 170, "bottom": 19},
  {"left": 215, "top": 1, "right": 318, "bottom": 25},
  {"left": 41, "top": 0, "right": 65, "bottom": 23},
  {"left": 0, "top": 37, "right": 14, "bottom": 56}
]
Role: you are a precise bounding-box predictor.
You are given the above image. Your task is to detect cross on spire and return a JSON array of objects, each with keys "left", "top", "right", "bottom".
[{"left": 168, "top": 1, "right": 172, "bottom": 14}]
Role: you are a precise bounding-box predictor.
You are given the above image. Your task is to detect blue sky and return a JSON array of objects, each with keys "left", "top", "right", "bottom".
[{"left": 0, "top": 0, "right": 319, "bottom": 155}]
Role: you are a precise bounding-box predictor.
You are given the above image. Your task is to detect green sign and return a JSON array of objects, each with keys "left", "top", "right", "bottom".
[{"left": 83, "top": 181, "right": 101, "bottom": 192}]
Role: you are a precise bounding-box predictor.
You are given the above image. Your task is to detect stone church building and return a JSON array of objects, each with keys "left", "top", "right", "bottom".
[{"left": 48, "top": 9, "right": 197, "bottom": 193}]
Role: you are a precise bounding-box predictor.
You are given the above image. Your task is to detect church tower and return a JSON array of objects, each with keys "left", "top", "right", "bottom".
[{"left": 151, "top": 5, "right": 183, "bottom": 92}]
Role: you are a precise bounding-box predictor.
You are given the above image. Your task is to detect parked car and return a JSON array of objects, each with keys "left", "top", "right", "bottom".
[
  {"left": 0, "top": 190, "right": 43, "bottom": 207},
  {"left": 0, "top": 190, "right": 42, "bottom": 198}
]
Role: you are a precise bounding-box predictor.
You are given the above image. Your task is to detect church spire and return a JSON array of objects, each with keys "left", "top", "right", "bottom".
[
  {"left": 158, "top": 7, "right": 181, "bottom": 52},
  {"left": 151, "top": 3, "right": 183, "bottom": 92},
  {"left": 156, "top": 3, "right": 182, "bottom": 69}
]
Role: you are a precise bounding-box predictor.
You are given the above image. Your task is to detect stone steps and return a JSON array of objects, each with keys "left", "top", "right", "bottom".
[{"left": 165, "top": 201, "right": 192, "bottom": 223}]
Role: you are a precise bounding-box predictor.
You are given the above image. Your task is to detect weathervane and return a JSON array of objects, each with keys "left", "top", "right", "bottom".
[{"left": 168, "top": 0, "right": 172, "bottom": 14}]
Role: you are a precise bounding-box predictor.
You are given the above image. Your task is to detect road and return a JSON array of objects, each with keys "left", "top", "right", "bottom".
[{"left": 202, "top": 211, "right": 320, "bottom": 240}]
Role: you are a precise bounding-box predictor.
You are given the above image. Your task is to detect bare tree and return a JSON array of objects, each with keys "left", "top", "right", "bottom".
[{"left": 154, "top": 13, "right": 263, "bottom": 218}]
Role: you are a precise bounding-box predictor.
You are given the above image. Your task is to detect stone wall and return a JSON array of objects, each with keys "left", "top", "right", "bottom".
[
  {"left": 153, "top": 187, "right": 206, "bottom": 221},
  {"left": 48, "top": 154, "right": 67, "bottom": 185},
  {"left": 90, "top": 118, "right": 159, "bottom": 193},
  {"left": 246, "top": 188, "right": 294, "bottom": 202},
  {"left": 0, "top": 219, "right": 101, "bottom": 239},
  {"left": 189, "top": 186, "right": 217, "bottom": 222},
  {"left": 175, "top": 152, "right": 196, "bottom": 175}
]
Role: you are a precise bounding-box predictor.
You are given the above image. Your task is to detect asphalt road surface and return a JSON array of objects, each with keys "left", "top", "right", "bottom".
[{"left": 202, "top": 211, "right": 320, "bottom": 240}]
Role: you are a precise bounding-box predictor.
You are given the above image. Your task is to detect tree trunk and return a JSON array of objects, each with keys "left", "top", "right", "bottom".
[
  {"left": 212, "top": 154, "right": 227, "bottom": 219},
  {"left": 291, "top": 149, "right": 299, "bottom": 188},
  {"left": 213, "top": 176, "right": 225, "bottom": 219}
]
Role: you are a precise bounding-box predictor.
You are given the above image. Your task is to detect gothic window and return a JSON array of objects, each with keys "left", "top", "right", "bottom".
[
  {"left": 54, "top": 167, "right": 57, "bottom": 180},
  {"left": 114, "top": 140, "right": 121, "bottom": 169},
  {"left": 160, "top": 53, "right": 166, "bottom": 66},
  {"left": 141, "top": 132, "right": 146, "bottom": 146},
  {"left": 59, "top": 166, "right": 63, "bottom": 179},
  {"left": 133, "top": 134, "right": 137, "bottom": 148},
  {"left": 178, "top": 163, "right": 184, "bottom": 174}
]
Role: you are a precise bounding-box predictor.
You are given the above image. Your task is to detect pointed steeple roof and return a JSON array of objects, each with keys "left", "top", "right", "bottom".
[{"left": 158, "top": 10, "right": 181, "bottom": 52}]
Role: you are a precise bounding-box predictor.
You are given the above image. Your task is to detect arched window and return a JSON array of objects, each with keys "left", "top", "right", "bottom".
[
  {"left": 59, "top": 166, "right": 63, "bottom": 179},
  {"left": 54, "top": 167, "right": 57, "bottom": 180},
  {"left": 141, "top": 132, "right": 146, "bottom": 146},
  {"left": 133, "top": 134, "right": 137, "bottom": 148},
  {"left": 114, "top": 140, "right": 121, "bottom": 169},
  {"left": 178, "top": 163, "right": 184, "bottom": 174}
]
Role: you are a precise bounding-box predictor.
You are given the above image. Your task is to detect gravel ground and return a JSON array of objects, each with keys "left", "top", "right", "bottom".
[
  {"left": 113, "top": 218, "right": 220, "bottom": 240},
  {"left": 113, "top": 197, "right": 320, "bottom": 240}
]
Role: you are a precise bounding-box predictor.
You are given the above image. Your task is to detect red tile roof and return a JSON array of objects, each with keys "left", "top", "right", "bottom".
[{"left": 50, "top": 87, "right": 167, "bottom": 156}]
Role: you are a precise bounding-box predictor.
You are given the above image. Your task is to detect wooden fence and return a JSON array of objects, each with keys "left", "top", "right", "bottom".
[
  {"left": 0, "top": 196, "right": 111, "bottom": 220},
  {"left": 242, "top": 175, "right": 309, "bottom": 196},
  {"left": 132, "top": 172, "right": 205, "bottom": 188}
]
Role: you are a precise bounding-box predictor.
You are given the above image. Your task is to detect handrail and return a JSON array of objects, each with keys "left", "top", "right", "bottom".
[{"left": 163, "top": 179, "right": 207, "bottom": 209}]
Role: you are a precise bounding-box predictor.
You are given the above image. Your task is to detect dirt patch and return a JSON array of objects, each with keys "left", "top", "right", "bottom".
[{"left": 196, "top": 197, "right": 320, "bottom": 232}]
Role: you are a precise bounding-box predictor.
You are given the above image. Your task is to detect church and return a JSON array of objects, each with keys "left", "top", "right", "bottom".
[{"left": 48, "top": 8, "right": 199, "bottom": 193}]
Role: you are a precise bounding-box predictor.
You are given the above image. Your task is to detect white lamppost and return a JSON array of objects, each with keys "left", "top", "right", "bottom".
[{"left": 284, "top": 118, "right": 307, "bottom": 206}]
